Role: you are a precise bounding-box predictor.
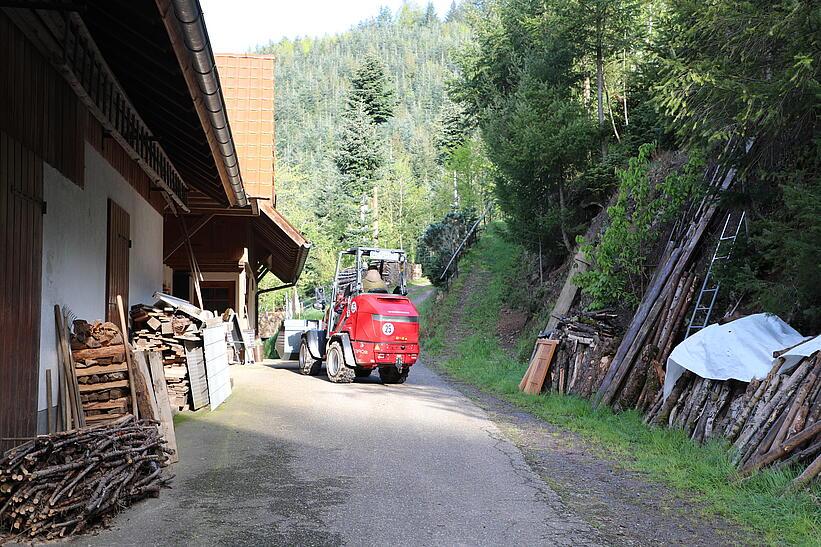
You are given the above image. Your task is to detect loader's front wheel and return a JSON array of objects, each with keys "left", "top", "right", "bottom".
[
  {"left": 379, "top": 366, "right": 408, "bottom": 384},
  {"left": 298, "top": 340, "right": 321, "bottom": 376},
  {"left": 326, "top": 342, "right": 354, "bottom": 383}
]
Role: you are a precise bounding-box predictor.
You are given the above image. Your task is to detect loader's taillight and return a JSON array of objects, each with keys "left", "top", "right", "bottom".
[{"left": 377, "top": 353, "right": 387, "bottom": 360}]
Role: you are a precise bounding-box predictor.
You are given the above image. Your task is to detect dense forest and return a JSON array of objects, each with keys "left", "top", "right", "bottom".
[
  {"left": 450, "top": 0, "right": 819, "bottom": 331},
  {"left": 258, "top": 2, "right": 491, "bottom": 296},
  {"left": 261, "top": 0, "right": 818, "bottom": 332}
]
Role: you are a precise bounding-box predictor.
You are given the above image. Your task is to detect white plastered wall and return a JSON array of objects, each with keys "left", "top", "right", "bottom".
[{"left": 38, "top": 143, "right": 163, "bottom": 415}]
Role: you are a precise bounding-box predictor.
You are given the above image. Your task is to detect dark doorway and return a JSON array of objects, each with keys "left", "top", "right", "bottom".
[
  {"left": 105, "top": 199, "right": 130, "bottom": 323},
  {"left": 172, "top": 270, "right": 191, "bottom": 301}
]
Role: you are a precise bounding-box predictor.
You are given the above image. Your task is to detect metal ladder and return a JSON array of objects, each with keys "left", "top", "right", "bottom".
[{"left": 685, "top": 211, "right": 746, "bottom": 338}]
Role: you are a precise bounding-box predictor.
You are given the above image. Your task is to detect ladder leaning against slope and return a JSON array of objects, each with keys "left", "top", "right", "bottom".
[{"left": 685, "top": 210, "right": 746, "bottom": 338}]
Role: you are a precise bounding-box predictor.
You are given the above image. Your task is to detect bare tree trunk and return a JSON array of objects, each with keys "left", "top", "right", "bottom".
[
  {"left": 623, "top": 48, "right": 629, "bottom": 126},
  {"left": 596, "top": 39, "right": 604, "bottom": 128},
  {"left": 372, "top": 187, "right": 379, "bottom": 243},
  {"left": 558, "top": 182, "right": 573, "bottom": 253},
  {"left": 596, "top": 33, "right": 606, "bottom": 159},
  {"left": 604, "top": 76, "right": 621, "bottom": 142}
]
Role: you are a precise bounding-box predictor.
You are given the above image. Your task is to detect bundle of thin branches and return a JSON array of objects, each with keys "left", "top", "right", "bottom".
[{"left": 0, "top": 415, "right": 173, "bottom": 540}]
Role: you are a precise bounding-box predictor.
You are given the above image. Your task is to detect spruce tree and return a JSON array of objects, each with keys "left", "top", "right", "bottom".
[
  {"left": 349, "top": 56, "right": 395, "bottom": 125},
  {"left": 332, "top": 55, "right": 397, "bottom": 247},
  {"left": 333, "top": 101, "right": 384, "bottom": 246}
]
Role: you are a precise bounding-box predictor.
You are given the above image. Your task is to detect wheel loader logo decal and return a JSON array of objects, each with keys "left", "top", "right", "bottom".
[{"left": 382, "top": 322, "right": 395, "bottom": 336}]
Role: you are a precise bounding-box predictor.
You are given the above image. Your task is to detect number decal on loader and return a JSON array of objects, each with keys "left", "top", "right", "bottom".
[{"left": 382, "top": 322, "right": 395, "bottom": 335}]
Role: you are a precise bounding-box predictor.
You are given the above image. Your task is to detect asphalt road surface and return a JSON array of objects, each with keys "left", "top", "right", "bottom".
[{"left": 79, "top": 357, "right": 604, "bottom": 546}]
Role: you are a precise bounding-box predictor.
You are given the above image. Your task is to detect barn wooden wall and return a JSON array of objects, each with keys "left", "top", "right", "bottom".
[
  {"left": 0, "top": 11, "right": 85, "bottom": 188},
  {"left": 0, "top": 131, "right": 44, "bottom": 452}
]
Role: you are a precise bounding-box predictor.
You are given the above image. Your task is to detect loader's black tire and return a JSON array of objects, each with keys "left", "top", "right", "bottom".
[
  {"left": 354, "top": 366, "right": 373, "bottom": 378},
  {"left": 326, "top": 342, "right": 355, "bottom": 383},
  {"left": 298, "top": 340, "right": 321, "bottom": 376},
  {"left": 379, "top": 366, "right": 408, "bottom": 384}
]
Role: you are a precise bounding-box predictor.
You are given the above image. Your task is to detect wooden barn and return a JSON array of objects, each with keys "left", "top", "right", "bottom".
[{"left": 0, "top": 1, "right": 308, "bottom": 449}]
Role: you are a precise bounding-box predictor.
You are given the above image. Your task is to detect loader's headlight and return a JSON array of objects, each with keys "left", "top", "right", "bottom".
[{"left": 382, "top": 322, "right": 395, "bottom": 336}]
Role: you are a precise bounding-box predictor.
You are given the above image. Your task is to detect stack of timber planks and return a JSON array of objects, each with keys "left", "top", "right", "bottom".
[
  {"left": 70, "top": 321, "right": 134, "bottom": 425},
  {"left": 130, "top": 304, "right": 207, "bottom": 411},
  {"left": 539, "top": 311, "right": 620, "bottom": 398}
]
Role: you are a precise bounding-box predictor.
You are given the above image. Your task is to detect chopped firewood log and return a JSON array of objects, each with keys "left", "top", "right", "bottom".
[
  {"left": 0, "top": 416, "right": 172, "bottom": 540},
  {"left": 70, "top": 345, "right": 125, "bottom": 362}
]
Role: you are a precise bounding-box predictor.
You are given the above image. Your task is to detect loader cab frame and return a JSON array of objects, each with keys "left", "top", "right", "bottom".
[{"left": 327, "top": 247, "right": 408, "bottom": 337}]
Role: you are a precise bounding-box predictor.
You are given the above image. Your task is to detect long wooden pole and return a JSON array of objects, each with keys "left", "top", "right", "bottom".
[
  {"left": 45, "top": 369, "right": 53, "bottom": 434},
  {"left": 117, "top": 295, "right": 139, "bottom": 419},
  {"left": 55, "top": 305, "right": 83, "bottom": 428}
]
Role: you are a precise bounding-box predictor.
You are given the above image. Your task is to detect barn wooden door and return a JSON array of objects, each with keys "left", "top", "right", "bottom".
[
  {"left": 106, "top": 199, "right": 130, "bottom": 323},
  {"left": 0, "top": 131, "right": 44, "bottom": 451}
]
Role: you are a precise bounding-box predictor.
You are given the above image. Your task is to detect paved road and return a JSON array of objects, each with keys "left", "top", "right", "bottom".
[{"left": 81, "top": 360, "right": 602, "bottom": 546}]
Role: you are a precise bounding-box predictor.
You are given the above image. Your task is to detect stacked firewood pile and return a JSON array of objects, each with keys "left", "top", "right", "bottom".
[
  {"left": 544, "top": 311, "right": 619, "bottom": 398},
  {"left": 731, "top": 352, "right": 820, "bottom": 486},
  {"left": 130, "top": 305, "right": 202, "bottom": 410},
  {"left": 70, "top": 321, "right": 134, "bottom": 424},
  {"left": 0, "top": 416, "right": 172, "bottom": 541},
  {"left": 643, "top": 351, "right": 821, "bottom": 487},
  {"left": 645, "top": 372, "right": 746, "bottom": 442}
]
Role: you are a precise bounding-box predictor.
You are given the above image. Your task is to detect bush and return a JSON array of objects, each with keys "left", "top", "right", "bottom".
[
  {"left": 417, "top": 209, "right": 479, "bottom": 286},
  {"left": 575, "top": 144, "right": 704, "bottom": 308}
]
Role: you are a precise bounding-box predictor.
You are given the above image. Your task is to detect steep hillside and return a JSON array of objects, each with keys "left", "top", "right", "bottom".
[{"left": 422, "top": 224, "right": 819, "bottom": 544}]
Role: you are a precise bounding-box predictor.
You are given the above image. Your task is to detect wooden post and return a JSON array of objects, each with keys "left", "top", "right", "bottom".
[
  {"left": 147, "top": 351, "right": 178, "bottom": 463},
  {"left": 117, "top": 294, "right": 139, "bottom": 419},
  {"left": 55, "top": 305, "right": 84, "bottom": 428},
  {"left": 132, "top": 350, "right": 160, "bottom": 421},
  {"left": 45, "top": 369, "right": 54, "bottom": 434},
  {"left": 55, "top": 316, "right": 70, "bottom": 431}
]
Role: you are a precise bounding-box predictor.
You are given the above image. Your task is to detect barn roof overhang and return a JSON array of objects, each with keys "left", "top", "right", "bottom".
[
  {"left": 163, "top": 192, "right": 311, "bottom": 285},
  {"left": 80, "top": 0, "right": 247, "bottom": 207},
  {"left": 254, "top": 201, "right": 311, "bottom": 285}
]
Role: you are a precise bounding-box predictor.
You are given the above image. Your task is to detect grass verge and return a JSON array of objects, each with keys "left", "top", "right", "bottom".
[{"left": 423, "top": 223, "right": 820, "bottom": 546}]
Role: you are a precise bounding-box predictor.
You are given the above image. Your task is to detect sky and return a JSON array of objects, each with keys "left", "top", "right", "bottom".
[{"left": 199, "top": 0, "right": 455, "bottom": 53}]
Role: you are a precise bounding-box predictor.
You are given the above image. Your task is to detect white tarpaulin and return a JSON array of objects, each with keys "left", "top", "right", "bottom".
[
  {"left": 778, "top": 335, "right": 821, "bottom": 374},
  {"left": 663, "top": 314, "right": 805, "bottom": 399}
]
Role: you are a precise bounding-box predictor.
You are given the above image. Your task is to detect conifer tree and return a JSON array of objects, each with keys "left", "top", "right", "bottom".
[
  {"left": 332, "top": 56, "right": 397, "bottom": 247},
  {"left": 333, "top": 101, "right": 384, "bottom": 246},
  {"left": 349, "top": 56, "right": 395, "bottom": 125}
]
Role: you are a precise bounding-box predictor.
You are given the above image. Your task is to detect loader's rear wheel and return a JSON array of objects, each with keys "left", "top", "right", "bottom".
[
  {"left": 354, "top": 366, "right": 373, "bottom": 378},
  {"left": 379, "top": 366, "right": 408, "bottom": 384},
  {"left": 326, "top": 342, "right": 354, "bottom": 383},
  {"left": 298, "top": 340, "right": 321, "bottom": 376}
]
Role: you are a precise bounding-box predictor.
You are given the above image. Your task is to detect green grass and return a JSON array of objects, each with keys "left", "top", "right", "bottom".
[
  {"left": 297, "top": 308, "right": 325, "bottom": 321},
  {"left": 423, "top": 223, "right": 820, "bottom": 546}
]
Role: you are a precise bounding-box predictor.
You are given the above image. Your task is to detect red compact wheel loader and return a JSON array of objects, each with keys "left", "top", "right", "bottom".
[{"left": 298, "top": 247, "right": 420, "bottom": 384}]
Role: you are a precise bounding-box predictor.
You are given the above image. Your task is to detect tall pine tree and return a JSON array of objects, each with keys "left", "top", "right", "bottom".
[
  {"left": 332, "top": 57, "right": 395, "bottom": 246},
  {"left": 349, "top": 56, "right": 395, "bottom": 125}
]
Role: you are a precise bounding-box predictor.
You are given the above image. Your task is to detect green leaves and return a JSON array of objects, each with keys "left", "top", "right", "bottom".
[{"left": 575, "top": 144, "right": 705, "bottom": 308}]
